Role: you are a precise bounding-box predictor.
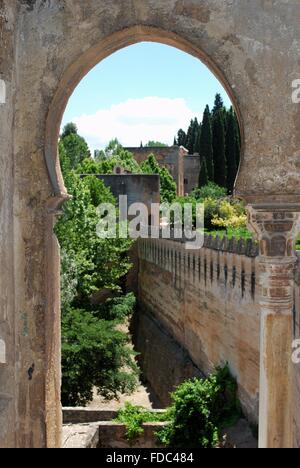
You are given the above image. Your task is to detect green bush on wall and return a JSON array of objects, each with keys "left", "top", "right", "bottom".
[
  {"left": 116, "top": 365, "right": 241, "bottom": 449},
  {"left": 158, "top": 365, "right": 241, "bottom": 448}
]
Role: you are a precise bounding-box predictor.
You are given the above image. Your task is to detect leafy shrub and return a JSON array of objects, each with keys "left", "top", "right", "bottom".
[
  {"left": 211, "top": 199, "right": 247, "bottom": 230},
  {"left": 208, "top": 227, "right": 253, "bottom": 241},
  {"left": 192, "top": 182, "right": 227, "bottom": 200},
  {"left": 116, "top": 403, "right": 167, "bottom": 441},
  {"left": 157, "top": 365, "right": 241, "bottom": 448},
  {"left": 77, "top": 144, "right": 142, "bottom": 176},
  {"left": 205, "top": 199, "right": 247, "bottom": 229},
  {"left": 169, "top": 195, "right": 200, "bottom": 229},
  {"left": 226, "top": 227, "right": 253, "bottom": 240},
  {"left": 115, "top": 366, "right": 241, "bottom": 448},
  {"left": 203, "top": 197, "right": 221, "bottom": 231},
  {"left": 96, "top": 293, "right": 136, "bottom": 322},
  {"left": 158, "top": 379, "right": 219, "bottom": 448}
]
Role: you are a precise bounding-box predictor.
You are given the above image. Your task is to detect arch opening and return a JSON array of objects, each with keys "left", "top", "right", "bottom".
[{"left": 45, "top": 25, "right": 244, "bottom": 207}]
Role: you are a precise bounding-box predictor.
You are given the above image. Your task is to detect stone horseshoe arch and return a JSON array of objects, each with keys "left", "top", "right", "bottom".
[{"left": 1, "top": 0, "right": 300, "bottom": 449}]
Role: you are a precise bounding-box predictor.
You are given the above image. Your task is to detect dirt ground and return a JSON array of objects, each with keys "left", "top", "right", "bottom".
[{"left": 87, "top": 382, "right": 162, "bottom": 410}]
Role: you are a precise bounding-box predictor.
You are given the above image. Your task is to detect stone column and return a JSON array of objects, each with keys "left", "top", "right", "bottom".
[
  {"left": 44, "top": 206, "right": 63, "bottom": 448},
  {"left": 248, "top": 204, "right": 300, "bottom": 448}
]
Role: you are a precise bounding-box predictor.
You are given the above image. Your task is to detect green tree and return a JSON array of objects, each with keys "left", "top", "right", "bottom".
[
  {"left": 94, "top": 149, "right": 106, "bottom": 161},
  {"left": 106, "top": 138, "right": 123, "bottom": 155},
  {"left": 144, "top": 141, "right": 168, "bottom": 147},
  {"left": 192, "top": 181, "right": 227, "bottom": 201},
  {"left": 186, "top": 118, "right": 199, "bottom": 154},
  {"left": 61, "top": 305, "right": 139, "bottom": 406},
  {"left": 199, "top": 158, "right": 208, "bottom": 187},
  {"left": 176, "top": 129, "right": 187, "bottom": 147},
  {"left": 60, "top": 129, "right": 91, "bottom": 171},
  {"left": 193, "top": 123, "right": 201, "bottom": 154},
  {"left": 212, "top": 111, "right": 227, "bottom": 188},
  {"left": 61, "top": 122, "right": 78, "bottom": 139},
  {"left": 56, "top": 173, "right": 133, "bottom": 301},
  {"left": 141, "top": 154, "right": 177, "bottom": 203},
  {"left": 199, "top": 105, "right": 214, "bottom": 181},
  {"left": 79, "top": 142, "right": 142, "bottom": 175},
  {"left": 212, "top": 93, "right": 224, "bottom": 117},
  {"left": 59, "top": 140, "right": 71, "bottom": 177},
  {"left": 57, "top": 139, "right": 140, "bottom": 406}
]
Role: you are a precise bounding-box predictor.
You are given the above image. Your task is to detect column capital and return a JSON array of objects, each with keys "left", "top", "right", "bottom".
[{"left": 247, "top": 204, "right": 300, "bottom": 257}]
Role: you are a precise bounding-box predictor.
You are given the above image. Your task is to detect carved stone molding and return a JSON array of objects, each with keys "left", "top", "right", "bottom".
[{"left": 247, "top": 204, "right": 300, "bottom": 258}]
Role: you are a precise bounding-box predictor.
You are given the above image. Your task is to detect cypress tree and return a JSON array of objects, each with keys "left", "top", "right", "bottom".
[
  {"left": 212, "top": 110, "right": 227, "bottom": 188},
  {"left": 193, "top": 123, "right": 202, "bottom": 154},
  {"left": 212, "top": 93, "right": 224, "bottom": 116},
  {"left": 177, "top": 129, "right": 187, "bottom": 147},
  {"left": 186, "top": 118, "right": 199, "bottom": 154},
  {"left": 199, "top": 105, "right": 214, "bottom": 181},
  {"left": 199, "top": 157, "right": 208, "bottom": 187},
  {"left": 186, "top": 119, "right": 193, "bottom": 152},
  {"left": 225, "top": 108, "right": 238, "bottom": 193}
]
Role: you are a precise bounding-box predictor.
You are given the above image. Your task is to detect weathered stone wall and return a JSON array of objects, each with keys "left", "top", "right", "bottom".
[
  {"left": 184, "top": 155, "right": 201, "bottom": 195},
  {"left": 0, "top": 0, "right": 18, "bottom": 449},
  {"left": 133, "top": 308, "right": 203, "bottom": 407},
  {"left": 98, "top": 422, "right": 166, "bottom": 449},
  {"left": 125, "top": 146, "right": 201, "bottom": 195},
  {"left": 125, "top": 146, "right": 180, "bottom": 180},
  {"left": 137, "top": 238, "right": 260, "bottom": 423},
  {"left": 62, "top": 408, "right": 166, "bottom": 449},
  {"left": 93, "top": 174, "right": 160, "bottom": 217},
  {"left": 125, "top": 146, "right": 183, "bottom": 194}
]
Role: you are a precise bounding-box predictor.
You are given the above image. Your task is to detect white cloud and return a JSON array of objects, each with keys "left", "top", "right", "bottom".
[{"left": 73, "top": 97, "right": 200, "bottom": 152}]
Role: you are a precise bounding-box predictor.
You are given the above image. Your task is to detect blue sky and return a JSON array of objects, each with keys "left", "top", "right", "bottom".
[{"left": 62, "top": 42, "right": 231, "bottom": 151}]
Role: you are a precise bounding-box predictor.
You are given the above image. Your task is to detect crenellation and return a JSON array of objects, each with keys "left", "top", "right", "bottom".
[
  {"left": 241, "top": 271, "right": 246, "bottom": 299},
  {"left": 232, "top": 265, "right": 237, "bottom": 289},
  {"left": 138, "top": 237, "right": 260, "bottom": 302}
]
